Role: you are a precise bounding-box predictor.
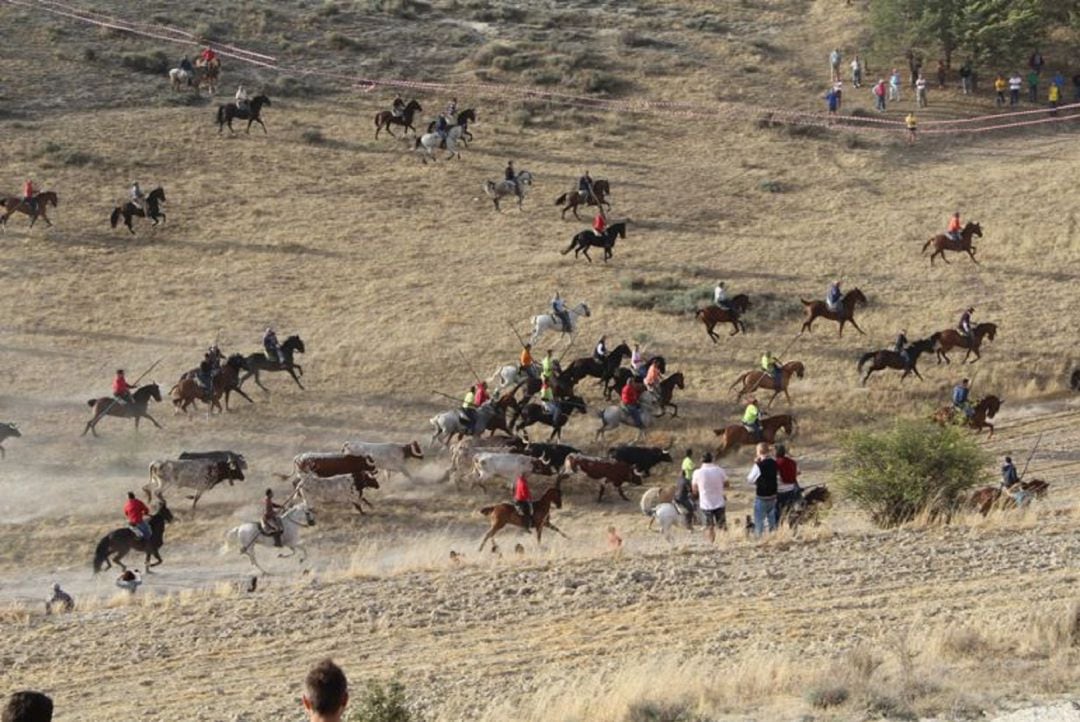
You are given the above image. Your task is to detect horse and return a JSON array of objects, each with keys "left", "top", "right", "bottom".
[
  {"left": 857, "top": 338, "right": 936, "bottom": 385},
  {"left": 225, "top": 501, "right": 315, "bottom": 574},
  {"left": 426, "top": 108, "right": 477, "bottom": 144},
  {"left": 729, "top": 361, "right": 804, "bottom": 408},
  {"left": 375, "top": 99, "right": 422, "bottom": 138},
  {"left": 0, "top": 191, "right": 58, "bottom": 229},
  {"left": 651, "top": 372, "right": 685, "bottom": 417},
  {"left": 171, "top": 354, "right": 254, "bottom": 413},
  {"left": 595, "top": 397, "right": 655, "bottom": 443},
  {"left": 1072, "top": 369, "right": 1080, "bottom": 392},
  {"left": 562, "top": 343, "right": 632, "bottom": 386},
  {"left": 169, "top": 62, "right": 219, "bottom": 94},
  {"left": 696, "top": 295, "right": 751, "bottom": 341},
  {"left": 110, "top": 187, "right": 166, "bottom": 234},
  {"left": 239, "top": 335, "right": 306, "bottom": 391},
  {"left": 415, "top": 125, "right": 464, "bottom": 162},
  {"left": 781, "top": 485, "right": 831, "bottom": 529},
  {"left": 932, "top": 395, "right": 1001, "bottom": 438},
  {"left": 530, "top": 302, "right": 591, "bottom": 344},
  {"left": 800, "top": 288, "right": 867, "bottom": 337},
  {"left": 484, "top": 170, "right": 534, "bottom": 211},
  {"left": 83, "top": 383, "right": 163, "bottom": 437},
  {"left": 429, "top": 395, "right": 517, "bottom": 447},
  {"left": 968, "top": 479, "right": 1048, "bottom": 515},
  {"left": 933, "top": 323, "right": 997, "bottom": 364},
  {"left": 640, "top": 487, "right": 699, "bottom": 542},
  {"left": 216, "top": 95, "right": 271, "bottom": 134},
  {"left": 511, "top": 396, "right": 588, "bottom": 441},
  {"left": 560, "top": 222, "right": 627, "bottom": 263},
  {"left": 922, "top": 221, "right": 982, "bottom": 266},
  {"left": 92, "top": 497, "right": 174, "bottom": 574},
  {"left": 477, "top": 481, "right": 566, "bottom": 552},
  {"left": 603, "top": 356, "right": 665, "bottom": 400},
  {"left": 554, "top": 180, "right": 612, "bottom": 220},
  {"left": 714, "top": 415, "right": 794, "bottom": 456}
]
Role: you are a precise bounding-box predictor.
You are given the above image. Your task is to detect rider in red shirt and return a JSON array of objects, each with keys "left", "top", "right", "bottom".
[
  {"left": 514, "top": 474, "right": 533, "bottom": 529},
  {"left": 621, "top": 381, "right": 643, "bottom": 428},
  {"left": 593, "top": 212, "right": 607, "bottom": 235},
  {"left": 201, "top": 47, "right": 217, "bottom": 64},
  {"left": 123, "top": 491, "right": 152, "bottom": 541},
  {"left": 473, "top": 381, "right": 489, "bottom": 407},
  {"left": 22, "top": 179, "right": 35, "bottom": 212},
  {"left": 112, "top": 369, "right": 135, "bottom": 405}
]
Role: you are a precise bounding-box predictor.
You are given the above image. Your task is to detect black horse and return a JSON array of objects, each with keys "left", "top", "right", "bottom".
[
  {"left": 560, "top": 222, "right": 627, "bottom": 263},
  {"left": 92, "top": 498, "right": 175, "bottom": 573},
  {"left": 605, "top": 356, "right": 666, "bottom": 400},
  {"left": 240, "top": 335, "right": 306, "bottom": 391},
  {"left": 511, "top": 396, "right": 588, "bottom": 441},
  {"left": 427, "top": 108, "right": 477, "bottom": 145},
  {"left": 217, "top": 95, "right": 271, "bottom": 134},
  {"left": 110, "top": 187, "right": 166, "bottom": 234},
  {"left": 562, "top": 343, "right": 632, "bottom": 386},
  {"left": 857, "top": 337, "right": 937, "bottom": 385}
]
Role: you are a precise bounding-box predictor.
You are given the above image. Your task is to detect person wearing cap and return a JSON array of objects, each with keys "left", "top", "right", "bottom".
[
  {"left": 1000, "top": 455, "right": 1029, "bottom": 506},
  {"left": 129, "top": 181, "right": 145, "bottom": 212},
  {"left": 894, "top": 329, "right": 911, "bottom": 369},
  {"left": 551, "top": 291, "right": 571, "bottom": 333},
  {"left": 825, "top": 280, "right": 842, "bottom": 313},
  {"left": 952, "top": 378, "right": 974, "bottom": 418},
  {"left": 742, "top": 397, "right": 761, "bottom": 441},
  {"left": 957, "top": 306, "right": 974, "bottom": 340},
  {"left": 761, "top": 349, "right": 782, "bottom": 392},
  {"left": 714, "top": 281, "right": 730, "bottom": 310},
  {"left": 692, "top": 451, "right": 728, "bottom": 541}
]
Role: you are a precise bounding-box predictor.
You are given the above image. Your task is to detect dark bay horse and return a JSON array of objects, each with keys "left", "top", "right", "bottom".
[
  {"left": 92, "top": 497, "right": 175, "bottom": 573},
  {"left": 696, "top": 295, "right": 751, "bottom": 341},
  {"left": 714, "top": 415, "right": 794, "bottom": 456},
  {"left": 969, "top": 479, "right": 1048, "bottom": 515},
  {"left": 172, "top": 354, "right": 254, "bottom": 412},
  {"left": 922, "top": 221, "right": 982, "bottom": 266},
  {"left": 477, "top": 481, "right": 566, "bottom": 551},
  {"left": 240, "top": 335, "right": 305, "bottom": 391},
  {"left": 857, "top": 337, "right": 936, "bottom": 385},
  {"left": 375, "top": 99, "right": 422, "bottom": 138},
  {"left": 729, "top": 361, "right": 805, "bottom": 407},
  {"left": 110, "top": 187, "right": 166, "bottom": 234},
  {"left": 83, "top": 383, "right": 163, "bottom": 437},
  {"left": 555, "top": 180, "right": 612, "bottom": 219},
  {"left": 426, "top": 108, "right": 477, "bottom": 145},
  {"left": 562, "top": 343, "right": 632, "bottom": 386},
  {"left": 932, "top": 395, "right": 1001, "bottom": 438},
  {"left": 934, "top": 322, "right": 997, "bottom": 363},
  {"left": 217, "top": 95, "right": 271, "bottom": 134},
  {"left": 560, "top": 222, "right": 627, "bottom": 263},
  {"left": 800, "top": 288, "right": 867, "bottom": 336},
  {"left": 1, "top": 191, "right": 58, "bottom": 228},
  {"left": 511, "top": 396, "right": 588, "bottom": 441},
  {"left": 651, "top": 371, "right": 685, "bottom": 417}
]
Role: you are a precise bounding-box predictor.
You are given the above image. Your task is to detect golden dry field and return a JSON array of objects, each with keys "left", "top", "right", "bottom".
[{"left": 1, "top": 0, "right": 1080, "bottom": 719}]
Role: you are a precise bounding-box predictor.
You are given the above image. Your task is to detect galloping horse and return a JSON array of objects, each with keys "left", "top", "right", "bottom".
[
  {"left": 83, "top": 384, "right": 164, "bottom": 437},
  {"left": 226, "top": 501, "right": 316, "bottom": 573},
  {"left": 217, "top": 95, "right": 271, "bottom": 134},
  {"left": 595, "top": 398, "right": 655, "bottom": 442},
  {"left": 169, "top": 60, "right": 219, "bottom": 95},
  {"left": 651, "top": 372, "right": 685, "bottom": 417},
  {"left": 511, "top": 396, "right": 588, "bottom": 441},
  {"left": 969, "top": 479, "right": 1048, "bottom": 515},
  {"left": 415, "top": 125, "right": 464, "bottom": 162},
  {"left": 857, "top": 337, "right": 936, "bottom": 385},
  {"left": 530, "top": 302, "right": 591, "bottom": 344},
  {"left": 477, "top": 481, "right": 566, "bottom": 551},
  {"left": 426, "top": 108, "right": 477, "bottom": 144},
  {"left": 561, "top": 343, "right": 632, "bottom": 386},
  {"left": 555, "top": 180, "right": 612, "bottom": 220},
  {"left": 110, "top": 187, "right": 166, "bottom": 234},
  {"left": 560, "top": 222, "right": 627, "bottom": 263},
  {"left": 1, "top": 191, "right": 58, "bottom": 228},
  {"left": 729, "top": 361, "right": 805, "bottom": 408},
  {"left": 714, "top": 415, "right": 794, "bottom": 456},
  {"left": 933, "top": 322, "right": 997, "bottom": 364},
  {"left": 375, "top": 99, "right": 422, "bottom": 138},
  {"left": 240, "top": 335, "right": 305, "bottom": 391},
  {"left": 800, "top": 288, "right": 867, "bottom": 337},
  {"left": 171, "top": 354, "right": 254, "bottom": 413},
  {"left": 696, "top": 295, "right": 751, "bottom": 341},
  {"left": 92, "top": 496, "right": 174, "bottom": 573},
  {"left": 922, "top": 221, "right": 982, "bottom": 266},
  {"left": 932, "top": 395, "right": 1001, "bottom": 438},
  {"left": 484, "top": 170, "right": 534, "bottom": 211}
]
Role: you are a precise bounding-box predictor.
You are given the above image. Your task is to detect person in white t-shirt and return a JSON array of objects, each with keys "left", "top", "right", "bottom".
[{"left": 691, "top": 452, "right": 728, "bottom": 542}]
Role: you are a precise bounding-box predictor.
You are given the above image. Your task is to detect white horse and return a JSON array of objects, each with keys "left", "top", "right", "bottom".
[
  {"left": 224, "top": 501, "right": 315, "bottom": 573},
  {"left": 415, "top": 125, "right": 464, "bottom": 162},
  {"left": 530, "top": 302, "right": 591, "bottom": 345},
  {"left": 429, "top": 402, "right": 499, "bottom": 447},
  {"left": 484, "top": 170, "right": 534, "bottom": 211},
  {"left": 168, "top": 68, "right": 192, "bottom": 90},
  {"left": 487, "top": 363, "right": 538, "bottom": 393},
  {"left": 595, "top": 400, "right": 655, "bottom": 442},
  {"left": 640, "top": 487, "right": 701, "bottom": 542}
]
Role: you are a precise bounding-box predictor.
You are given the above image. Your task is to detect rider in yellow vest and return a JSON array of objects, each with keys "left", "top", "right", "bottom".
[
  {"left": 539, "top": 380, "right": 560, "bottom": 424},
  {"left": 461, "top": 388, "right": 477, "bottom": 433},
  {"left": 761, "top": 351, "right": 782, "bottom": 390},
  {"left": 742, "top": 398, "right": 761, "bottom": 441},
  {"left": 681, "top": 448, "right": 694, "bottom": 480},
  {"left": 541, "top": 350, "right": 555, "bottom": 382}
]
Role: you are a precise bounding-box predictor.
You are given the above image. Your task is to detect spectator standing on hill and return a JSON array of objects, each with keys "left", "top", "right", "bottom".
[
  {"left": 1009, "top": 72, "right": 1023, "bottom": 107},
  {"left": 1072, "top": 72, "right": 1080, "bottom": 102},
  {"left": 302, "top": 659, "right": 349, "bottom": 722},
  {"left": 916, "top": 74, "right": 928, "bottom": 107},
  {"left": 873, "top": 78, "right": 887, "bottom": 111},
  {"left": 775, "top": 444, "right": 802, "bottom": 518},
  {"left": 691, "top": 452, "right": 728, "bottom": 542},
  {"left": 1029, "top": 49, "right": 1044, "bottom": 75},
  {"left": 833, "top": 80, "right": 843, "bottom": 111},
  {"left": 1048, "top": 81, "right": 1060, "bottom": 114},
  {"left": 959, "top": 61, "right": 973, "bottom": 95},
  {"left": 1052, "top": 70, "right": 1065, "bottom": 94},
  {"left": 1027, "top": 69, "right": 1039, "bottom": 103},
  {"left": 746, "top": 443, "right": 779, "bottom": 536},
  {"left": 851, "top": 55, "right": 863, "bottom": 87},
  {"left": 905, "top": 112, "right": 917, "bottom": 144},
  {"left": 2, "top": 691, "right": 53, "bottom": 722},
  {"left": 888, "top": 68, "right": 902, "bottom": 102},
  {"left": 825, "top": 86, "right": 838, "bottom": 115},
  {"left": 829, "top": 48, "right": 842, "bottom": 82},
  {"left": 994, "top": 74, "right": 1007, "bottom": 106},
  {"left": 911, "top": 55, "right": 923, "bottom": 86},
  {"left": 936, "top": 59, "right": 946, "bottom": 89}
]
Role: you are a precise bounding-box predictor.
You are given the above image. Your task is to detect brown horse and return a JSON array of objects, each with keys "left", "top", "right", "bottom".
[
  {"left": 931, "top": 395, "right": 1001, "bottom": 438},
  {"left": 922, "top": 221, "right": 982, "bottom": 266},
  {"left": 696, "top": 295, "right": 751, "bottom": 341},
  {"left": 374, "top": 99, "right": 422, "bottom": 138},
  {"left": 968, "top": 479, "right": 1048, "bottom": 515},
  {"left": 857, "top": 337, "right": 936, "bottom": 385},
  {"left": 554, "top": 180, "right": 611, "bottom": 220},
  {"left": 82, "top": 384, "right": 164, "bottom": 437},
  {"left": 714, "top": 415, "right": 794, "bottom": 456},
  {"left": 1, "top": 191, "right": 59, "bottom": 228},
  {"left": 934, "top": 322, "right": 997, "bottom": 364},
  {"left": 171, "top": 355, "right": 253, "bottom": 413},
  {"left": 651, "top": 372, "right": 685, "bottom": 417},
  {"left": 477, "top": 482, "right": 566, "bottom": 551},
  {"left": 800, "top": 288, "right": 867, "bottom": 336},
  {"left": 729, "top": 361, "right": 805, "bottom": 408}
]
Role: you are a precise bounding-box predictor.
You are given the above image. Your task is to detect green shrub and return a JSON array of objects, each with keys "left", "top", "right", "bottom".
[
  {"left": 611, "top": 277, "right": 711, "bottom": 316},
  {"left": 326, "top": 32, "right": 365, "bottom": 52},
  {"left": 623, "top": 700, "right": 702, "bottom": 721},
  {"left": 120, "top": 50, "right": 170, "bottom": 75},
  {"left": 806, "top": 685, "right": 850, "bottom": 708},
  {"left": 759, "top": 179, "right": 783, "bottom": 193},
  {"left": 581, "top": 71, "right": 626, "bottom": 95},
  {"left": 835, "top": 419, "right": 989, "bottom": 527},
  {"left": 351, "top": 679, "right": 423, "bottom": 722}
]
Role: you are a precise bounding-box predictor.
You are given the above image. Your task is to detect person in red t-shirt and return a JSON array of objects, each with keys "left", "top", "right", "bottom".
[
  {"left": 621, "top": 380, "right": 643, "bottom": 428},
  {"left": 124, "top": 491, "right": 152, "bottom": 541},
  {"left": 775, "top": 444, "right": 802, "bottom": 518},
  {"left": 513, "top": 474, "right": 533, "bottom": 529},
  {"left": 473, "top": 381, "right": 489, "bottom": 408},
  {"left": 112, "top": 369, "right": 135, "bottom": 405},
  {"left": 22, "top": 179, "right": 36, "bottom": 213},
  {"left": 592, "top": 211, "right": 607, "bottom": 236}
]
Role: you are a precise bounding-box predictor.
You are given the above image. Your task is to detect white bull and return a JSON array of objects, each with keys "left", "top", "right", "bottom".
[
  {"left": 472, "top": 452, "right": 540, "bottom": 489},
  {"left": 293, "top": 473, "right": 379, "bottom": 513},
  {"left": 341, "top": 440, "right": 424, "bottom": 481}
]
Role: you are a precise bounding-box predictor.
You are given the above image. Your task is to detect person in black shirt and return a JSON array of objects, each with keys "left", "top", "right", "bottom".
[{"left": 746, "top": 442, "right": 778, "bottom": 536}]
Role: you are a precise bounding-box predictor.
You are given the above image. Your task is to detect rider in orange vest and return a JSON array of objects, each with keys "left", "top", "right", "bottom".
[{"left": 946, "top": 211, "right": 962, "bottom": 241}]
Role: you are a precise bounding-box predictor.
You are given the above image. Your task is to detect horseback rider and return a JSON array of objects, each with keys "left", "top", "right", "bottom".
[
  {"left": 644, "top": 359, "right": 663, "bottom": 394},
  {"left": 112, "top": 369, "right": 135, "bottom": 406},
  {"left": 129, "top": 181, "right": 145, "bottom": 212},
  {"left": 180, "top": 56, "right": 194, "bottom": 75},
  {"left": 513, "top": 473, "right": 533, "bottom": 530},
  {"left": 541, "top": 349, "right": 555, "bottom": 383},
  {"left": 894, "top": 329, "right": 911, "bottom": 369},
  {"left": 444, "top": 97, "right": 458, "bottom": 122},
  {"left": 578, "top": 171, "right": 594, "bottom": 203},
  {"left": 197, "top": 360, "right": 214, "bottom": 399},
  {"left": 520, "top": 343, "right": 536, "bottom": 379},
  {"left": 742, "top": 398, "right": 762, "bottom": 441},
  {"left": 826, "top": 280, "right": 842, "bottom": 313},
  {"left": 235, "top": 84, "right": 251, "bottom": 113},
  {"left": 391, "top": 96, "right": 406, "bottom": 118},
  {"left": 958, "top": 307, "right": 975, "bottom": 341},
  {"left": 552, "top": 292, "right": 572, "bottom": 333},
  {"left": 673, "top": 466, "right": 695, "bottom": 530},
  {"left": 630, "top": 344, "right": 644, "bottom": 379},
  {"left": 434, "top": 114, "right": 450, "bottom": 140},
  {"left": 593, "top": 335, "right": 608, "bottom": 363},
  {"left": 714, "top": 281, "right": 730, "bottom": 310},
  {"left": 592, "top": 210, "right": 607, "bottom": 236},
  {"left": 460, "top": 386, "right": 478, "bottom": 433},
  {"left": 952, "top": 378, "right": 974, "bottom": 418},
  {"left": 946, "top": 210, "right": 963, "bottom": 242},
  {"left": 1000, "top": 455, "right": 1029, "bottom": 506},
  {"left": 123, "top": 491, "right": 151, "bottom": 542},
  {"left": 200, "top": 46, "right": 218, "bottom": 67},
  {"left": 205, "top": 344, "right": 223, "bottom": 372},
  {"left": 263, "top": 327, "right": 285, "bottom": 366},
  {"left": 262, "top": 488, "right": 284, "bottom": 547},
  {"left": 472, "top": 381, "right": 489, "bottom": 430},
  {"left": 540, "top": 380, "right": 561, "bottom": 426},
  {"left": 504, "top": 160, "right": 521, "bottom": 199},
  {"left": 621, "top": 379, "right": 644, "bottom": 429},
  {"left": 761, "top": 350, "right": 782, "bottom": 390},
  {"left": 22, "top": 179, "right": 36, "bottom": 214}
]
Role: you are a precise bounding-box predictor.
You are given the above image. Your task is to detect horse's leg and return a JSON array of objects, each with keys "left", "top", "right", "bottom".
[
  {"left": 478, "top": 520, "right": 501, "bottom": 552},
  {"left": 143, "top": 412, "right": 163, "bottom": 429},
  {"left": 968, "top": 248, "right": 978, "bottom": 263},
  {"left": 582, "top": 247, "right": 592, "bottom": 263},
  {"left": 232, "top": 386, "right": 255, "bottom": 404},
  {"left": 849, "top": 318, "right": 865, "bottom": 335},
  {"left": 257, "top": 118, "right": 267, "bottom": 134},
  {"left": 616, "top": 483, "right": 630, "bottom": 501},
  {"left": 862, "top": 367, "right": 873, "bottom": 385},
  {"left": 596, "top": 483, "right": 606, "bottom": 502},
  {"left": 544, "top": 521, "right": 569, "bottom": 539},
  {"left": 287, "top": 367, "right": 305, "bottom": 389},
  {"left": 729, "top": 320, "right": 739, "bottom": 336}
]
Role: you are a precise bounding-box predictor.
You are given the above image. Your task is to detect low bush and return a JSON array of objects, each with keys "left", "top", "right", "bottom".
[
  {"left": 351, "top": 679, "right": 424, "bottom": 722},
  {"left": 611, "top": 277, "right": 712, "bottom": 316},
  {"left": 806, "top": 685, "right": 850, "bottom": 708},
  {"left": 120, "top": 50, "right": 170, "bottom": 76}
]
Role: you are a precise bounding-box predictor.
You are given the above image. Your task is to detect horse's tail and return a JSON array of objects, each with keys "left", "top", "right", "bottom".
[
  {"left": 374, "top": 112, "right": 382, "bottom": 128},
  {"left": 799, "top": 299, "right": 813, "bottom": 307},
  {"left": 87, "top": 398, "right": 97, "bottom": 407},
  {"left": 560, "top": 237, "right": 578, "bottom": 255},
  {"left": 92, "top": 535, "right": 111, "bottom": 574},
  {"left": 554, "top": 193, "right": 568, "bottom": 206},
  {"left": 109, "top": 207, "right": 120, "bottom": 229},
  {"left": 479, "top": 505, "right": 495, "bottom": 516},
  {"left": 857, "top": 351, "right": 876, "bottom": 372},
  {"left": 216, "top": 105, "right": 226, "bottom": 124},
  {"left": 222, "top": 526, "right": 240, "bottom": 554},
  {"left": 640, "top": 487, "right": 660, "bottom": 517},
  {"left": 728, "top": 372, "right": 748, "bottom": 391},
  {"left": 921, "top": 237, "right": 934, "bottom": 254}
]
